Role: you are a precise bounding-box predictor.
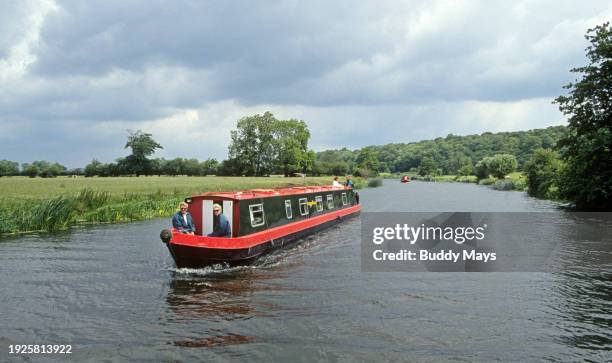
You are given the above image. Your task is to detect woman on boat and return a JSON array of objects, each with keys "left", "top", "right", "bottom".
[
  {"left": 332, "top": 176, "right": 342, "bottom": 187},
  {"left": 172, "top": 202, "right": 196, "bottom": 235}
]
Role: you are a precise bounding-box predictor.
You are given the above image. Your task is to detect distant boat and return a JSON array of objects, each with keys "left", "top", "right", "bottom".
[
  {"left": 401, "top": 175, "right": 410, "bottom": 183},
  {"left": 160, "top": 185, "right": 360, "bottom": 268}
]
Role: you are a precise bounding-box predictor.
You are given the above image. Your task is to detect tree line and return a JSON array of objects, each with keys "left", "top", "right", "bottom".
[
  {"left": 0, "top": 124, "right": 567, "bottom": 179},
  {"left": 315, "top": 125, "right": 566, "bottom": 177}
]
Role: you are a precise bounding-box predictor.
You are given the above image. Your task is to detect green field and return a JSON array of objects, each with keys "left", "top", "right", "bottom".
[{"left": 0, "top": 176, "right": 336, "bottom": 234}]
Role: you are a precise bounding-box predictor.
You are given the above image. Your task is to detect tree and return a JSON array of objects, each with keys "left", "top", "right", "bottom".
[
  {"left": 457, "top": 163, "right": 473, "bottom": 176},
  {"left": 554, "top": 23, "right": 612, "bottom": 210},
  {"left": 228, "top": 112, "right": 276, "bottom": 176},
  {"left": 84, "top": 159, "right": 103, "bottom": 177},
  {"left": 0, "top": 160, "right": 19, "bottom": 177},
  {"left": 23, "top": 164, "right": 39, "bottom": 178},
  {"left": 486, "top": 154, "right": 517, "bottom": 179},
  {"left": 124, "top": 130, "right": 163, "bottom": 176},
  {"left": 228, "top": 112, "right": 314, "bottom": 176},
  {"left": 200, "top": 158, "right": 220, "bottom": 175},
  {"left": 418, "top": 157, "right": 438, "bottom": 176},
  {"left": 525, "top": 148, "right": 561, "bottom": 198},
  {"left": 356, "top": 147, "right": 379, "bottom": 175},
  {"left": 474, "top": 157, "right": 491, "bottom": 180},
  {"left": 273, "top": 119, "right": 311, "bottom": 176},
  {"left": 39, "top": 163, "right": 65, "bottom": 178}
]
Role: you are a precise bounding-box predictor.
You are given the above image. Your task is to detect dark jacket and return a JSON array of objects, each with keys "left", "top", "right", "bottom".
[
  {"left": 208, "top": 213, "right": 231, "bottom": 237},
  {"left": 172, "top": 211, "right": 195, "bottom": 233}
]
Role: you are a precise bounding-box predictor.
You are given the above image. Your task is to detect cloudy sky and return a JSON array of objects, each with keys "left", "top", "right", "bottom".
[{"left": 1, "top": 0, "right": 610, "bottom": 168}]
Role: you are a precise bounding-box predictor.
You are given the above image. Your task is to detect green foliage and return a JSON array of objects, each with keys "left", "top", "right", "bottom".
[
  {"left": 474, "top": 158, "right": 490, "bottom": 180},
  {"left": 316, "top": 126, "right": 566, "bottom": 176},
  {"left": 418, "top": 157, "right": 438, "bottom": 176},
  {"left": 356, "top": 147, "right": 380, "bottom": 174},
  {"left": 274, "top": 119, "right": 312, "bottom": 176},
  {"left": 124, "top": 130, "right": 163, "bottom": 176},
  {"left": 0, "top": 160, "right": 19, "bottom": 177},
  {"left": 20, "top": 161, "right": 67, "bottom": 178},
  {"left": 478, "top": 177, "right": 496, "bottom": 186},
  {"left": 554, "top": 23, "right": 612, "bottom": 210},
  {"left": 455, "top": 175, "right": 478, "bottom": 183},
  {"left": 315, "top": 161, "right": 349, "bottom": 176},
  {"left": 457, "top": 163, "right": 473, "bottom": 176},
  {"left": 200, "top": 158, "right": 220, "bottom": 175},
  {"left": 524, "top": 149, "right": 561, "bottom": 198},
  {"left": 228, "top": 112, "right": 314, "bottom": 176},
  {"left": 367, "top": 178, "right": 383, "bottom": 188},
  {"left": 76, "top": 188, "right": 111, "bottom": 210},
  {"left": 474, "top": 154, "right": 517, "bottom": 179},
  {"left": 84, "top": 159, "right": 103, "bottom": 177},
  {"left": 23, "top": 164, "right": 39, "bottom": 178},
  {"left": 493, "top": 177, "right": 526, "bottom": 191},
  {"left": 487, "top": 154, "right": 517, "bottom": 179}
]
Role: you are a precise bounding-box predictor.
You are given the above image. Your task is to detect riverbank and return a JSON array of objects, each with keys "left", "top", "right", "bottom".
[
  {"left": 0, "top": 176, "right": 351, "bottom": 235},
  {"left": 396, "top": 172, "right": 527, "bottom": 191}
]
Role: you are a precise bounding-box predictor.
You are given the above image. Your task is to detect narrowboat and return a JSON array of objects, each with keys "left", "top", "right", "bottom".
[
  {"left": 401, "top": 175, "right": 410, "bottom": 183},
  {"left": 160, "top": 185, "right": 361, "bottom": 268}
]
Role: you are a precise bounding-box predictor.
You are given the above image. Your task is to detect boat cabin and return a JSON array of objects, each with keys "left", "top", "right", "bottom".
[{"left": 184, "top": 186, "right": 359, "bottom": 237}]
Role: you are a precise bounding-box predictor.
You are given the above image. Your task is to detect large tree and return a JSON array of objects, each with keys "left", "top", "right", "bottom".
[
  {"left": 524, "top": 148, "right": 561, "bottom": 199},
  {"left": 228, "top": 112, "right": 314, "bottom": 176},
  {"left": 273, "top": 119, "right": 311, "bottom": 176},
  {"left": 0, "top": 160, "right": 19, "bottom": 177},
  {"left": 124, "top": 130, "right": 163, "bottom": 176},
  {"left": 555, "top": 23, "right": 612, "bottom": 210},
  {"left": 228, "top": 112, "right": 276, "bottom": 176},
  {"left": 487, "top": 154, "right": 517, "bottom": 179}
]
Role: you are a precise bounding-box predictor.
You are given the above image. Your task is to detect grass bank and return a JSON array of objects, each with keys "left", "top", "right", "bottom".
[
  {"left": 408, "top": 172, "right": 527, "bottom": 191},
  {"left": 0, "top": 176, "right": 338, "bottom": 235}
]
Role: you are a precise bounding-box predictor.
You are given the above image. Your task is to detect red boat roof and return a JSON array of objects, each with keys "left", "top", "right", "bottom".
[{"left": 191, "top": 185, "right": 353, "bottom": 201}]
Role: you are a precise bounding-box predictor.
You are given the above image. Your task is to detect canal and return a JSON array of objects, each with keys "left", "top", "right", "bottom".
[{"left": 1, "top": 181, "right": 610, "bottom": 361}]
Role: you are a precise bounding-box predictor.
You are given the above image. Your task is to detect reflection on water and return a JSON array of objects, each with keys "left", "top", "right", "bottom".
[
  {"left": 0, "top": 181, "right": 610, "bottom": 362},
  {"left": 167, "top": 270, "right": 273, "bottom": 322}
]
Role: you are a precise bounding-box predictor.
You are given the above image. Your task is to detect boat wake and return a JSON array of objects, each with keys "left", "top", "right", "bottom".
[{"left": 164, "top": 232, "right": 331, "bottom": 277}]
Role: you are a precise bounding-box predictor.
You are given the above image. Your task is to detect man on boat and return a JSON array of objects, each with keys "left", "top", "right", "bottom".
[
  {"left": 207, "top": 203, "right": 231, "bottom": 237},
  {"left": 345, "top": 175, "right": 354, "bottom": 188},
  {"left": 172, "top": 202, "right": 195, "bottom": 235}
]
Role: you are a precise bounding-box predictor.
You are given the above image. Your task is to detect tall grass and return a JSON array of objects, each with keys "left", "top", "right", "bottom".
[{"left": 0, "top": 197, "right": 76, "bottom": 234}]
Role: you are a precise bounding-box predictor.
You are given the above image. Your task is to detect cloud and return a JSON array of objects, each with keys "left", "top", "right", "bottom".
[{"left": 0, "top": 0, "right": 610, "bottom": 167}]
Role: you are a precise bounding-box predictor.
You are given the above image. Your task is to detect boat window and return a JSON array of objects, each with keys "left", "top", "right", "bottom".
[
  {"left": 342, "top": 192, "right": 348, "bottom": 206},
  {"left": 315, "top": 196, "right": 323, "bottom": 212},
  {"left": 326, "top": 194, "right": 334, "bottom": 209},
  {"left": 285, "top": 200, "right": 292, "bottom": 219},
  {"left": 249, "top": 204, "right": 265, "bottom": 227},
  {"left": 299, "top": 198, "right": 309, "bottom": 216}
]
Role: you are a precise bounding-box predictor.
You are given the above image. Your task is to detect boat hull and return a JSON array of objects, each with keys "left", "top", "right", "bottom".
[{"left": 166, "top": 207, "right": 360, "bottom": 268}]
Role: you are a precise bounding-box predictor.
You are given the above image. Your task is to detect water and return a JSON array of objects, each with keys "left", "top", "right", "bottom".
[{"left": 1, "top": 181, "right": 610, "bottom": 362}]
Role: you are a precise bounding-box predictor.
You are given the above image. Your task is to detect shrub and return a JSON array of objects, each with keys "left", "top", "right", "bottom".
[
  {"left": 478, "top": 177, "right": 496, "bottom": 186},
  {"left": 493, "top": 179, "right": 516, "bottom": 191},
  {"left": 524, "top": 148, "right": 561, "bottom": 199},
  {"left": 367, "top": 178, "right": 383, "bottom": 187}
]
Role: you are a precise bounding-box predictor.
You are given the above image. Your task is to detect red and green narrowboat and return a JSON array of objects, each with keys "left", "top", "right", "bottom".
[{"left": 160, "top": 185, "right": 361, "bottom": 268}]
